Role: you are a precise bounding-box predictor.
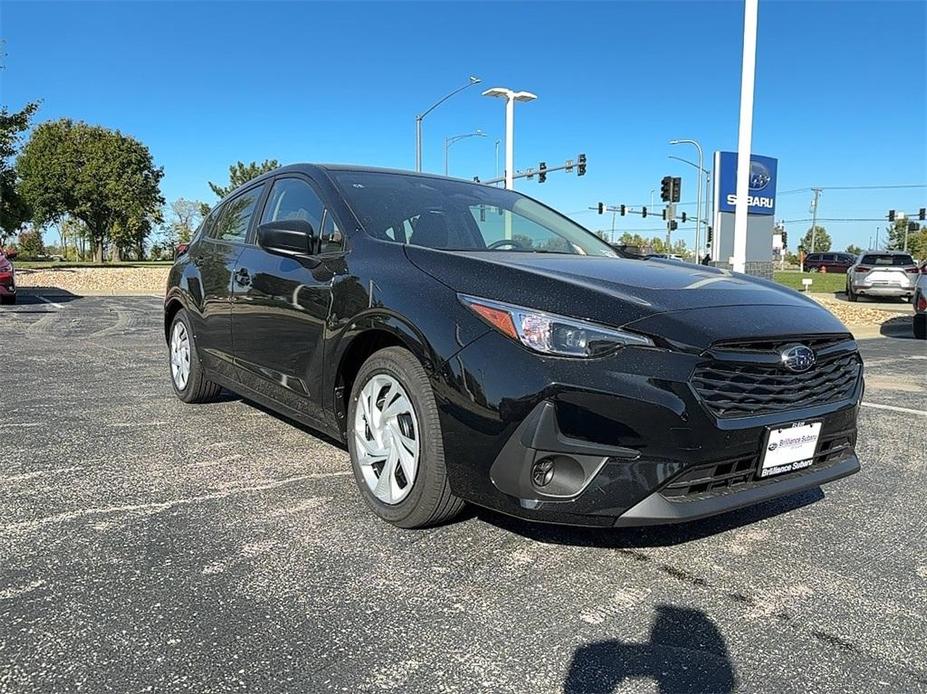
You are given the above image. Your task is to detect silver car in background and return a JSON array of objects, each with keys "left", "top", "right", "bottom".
[
  {"left": 914, "top": 261, "right": 926, "bottom": 339},
  {"left": 846, "top": 250, "right": 919, "bottom": 302}
]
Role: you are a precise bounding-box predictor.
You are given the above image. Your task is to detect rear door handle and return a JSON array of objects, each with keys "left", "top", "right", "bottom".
[{"left": 234, "top": 268, "right": 251, "bottom": 287}]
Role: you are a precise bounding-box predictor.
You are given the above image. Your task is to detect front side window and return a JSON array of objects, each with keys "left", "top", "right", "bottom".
[
  {"left": 262, "top": 178, "right": 324, "bottom": 233},
  {"left": 320, "top": 210, "right": 344, "bottom": 254},
  {"left": 211, "top": 184, "right": 266, "bottom": 243},
  {"left": 332, "top": 171, "right": 616, "bottom": 257}
]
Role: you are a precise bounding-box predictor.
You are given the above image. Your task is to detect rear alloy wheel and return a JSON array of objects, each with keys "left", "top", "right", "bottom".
[
  {"left": 169, "top": 309, "right": 222, "bottom": 403},
  {"left": 347, "top": 347, "right": 464, "bottom": 528}
]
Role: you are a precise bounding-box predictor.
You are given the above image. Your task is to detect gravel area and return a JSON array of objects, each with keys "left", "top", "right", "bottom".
[
  {"left": 15, "top": 267, "right": 169, "bottom": 295},
  {"left": 810, "top": 295, "right": 911, "bottom": 326}
]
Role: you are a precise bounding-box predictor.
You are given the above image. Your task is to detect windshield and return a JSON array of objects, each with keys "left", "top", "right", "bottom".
[
  {"left": 331, "top": 171, "right": 617, "bottom": 257},
  {"left": 860, "top": 254, "right": 915, "bottom": 266}
]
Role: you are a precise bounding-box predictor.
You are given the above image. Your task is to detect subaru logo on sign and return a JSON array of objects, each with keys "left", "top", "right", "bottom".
[
  {"left": 780, "top": 345, "right": 815, "bottom": 373},
  {"left": 749, "top": 161, "right": 771, "bottom": 191}
]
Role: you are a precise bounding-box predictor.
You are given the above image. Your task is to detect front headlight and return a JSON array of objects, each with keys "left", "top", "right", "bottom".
[{"left": 459, "top": 294, "right": 654, "bottom": 357}]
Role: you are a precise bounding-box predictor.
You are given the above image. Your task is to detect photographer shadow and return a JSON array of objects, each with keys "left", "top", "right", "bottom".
[{"left": 565, "top": 605, "right": 736, "bottom": 693}]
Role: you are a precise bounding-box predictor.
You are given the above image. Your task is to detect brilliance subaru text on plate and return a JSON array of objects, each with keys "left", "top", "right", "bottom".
[{"left": 163, "top": 165, "right": 862, "bottom": 528}]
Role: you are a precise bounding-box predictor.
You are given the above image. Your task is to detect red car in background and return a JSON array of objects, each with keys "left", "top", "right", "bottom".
[
  {"left": 803, "top": 252, "right": 857, "bottom": 273},
  {"left": 0, "top": 249, "right": 17, "bottom": 304}
]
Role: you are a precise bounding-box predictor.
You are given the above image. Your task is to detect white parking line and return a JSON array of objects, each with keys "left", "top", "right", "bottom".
[
  {"left": 861, "top": 402, "right": 927, "bottom": 417},
  {"left": 35, "top": 295, "right": 64, "bottom": 309}
]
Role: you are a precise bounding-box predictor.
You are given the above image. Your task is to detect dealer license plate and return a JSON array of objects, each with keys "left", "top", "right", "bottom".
[{"left": 760, "top": 422, "right": 821, "bottom": 478}]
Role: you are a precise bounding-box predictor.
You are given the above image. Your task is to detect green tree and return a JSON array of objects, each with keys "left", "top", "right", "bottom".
[
  {"left": 885, "top": 219, "right": 926, "bottom": 257},
  {"left": 0, "top": 101, "right": 40, "bottom": 242},
  {"left": 17, "top": 227, "right": 45, "bottom": 259},
  {"left": 17, "top": 119, "right": 164, "bottom": 262},
  {"left": 845, "top": 244, "right": 863, "bottom": 256},
  {"left": 162, "top": 197, "right": 204, "bottom": 252},
  {"left": 206, "top": 159, "right": 279, "bottom": 208},
  {"left": 800, "top": 225, "right": 831, "bottom": 252}
]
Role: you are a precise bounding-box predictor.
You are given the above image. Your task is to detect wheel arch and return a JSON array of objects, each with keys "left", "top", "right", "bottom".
[
  {"left": 163, "top": 294, "right": 187, "bottom": 343},
  {"left": 329, "top": 313, "right": 441, "bottom": 436}
]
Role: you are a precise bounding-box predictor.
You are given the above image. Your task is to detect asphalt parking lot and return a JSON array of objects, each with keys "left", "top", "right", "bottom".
[{"left": 2, "top": 294, "right": 926, "bottom": 693}]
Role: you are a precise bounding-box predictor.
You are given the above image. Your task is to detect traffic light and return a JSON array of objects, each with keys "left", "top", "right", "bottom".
[
  {"left": 661, "top": 208, "right": 667, "bottom": 221},
  {"left": 920, "top": 208, "right": 926, "bottom": 221},
  {"left": 597, "top": 202, "right": 605, "bottom": 214},
  {"left": 620, "top": 204, "right": 626, "bottom": 216},
  {"left": 681, "top": 212, "right": 687, "bottom": 223},
  {"left": 706, "top": 226, "right": 713, "bottom": 247},
  {"left": 577, "top": 153, "right": 586, "bottom": 176},
  {"left": 888, "top": 210, "right": 896, "bottom": 222},
  {"left": 660, "top": 176, "right": 672, "bottom": 202},
  {"left": 909, "top": 221, "right": 919, "bottom": 233},
  {"left": 782, "top": 230, "right": 788, "bottom": 247},
  {"left": 642, "top": 206, "right": 648, "bottom": 218},
  {"left": 538, "top": 162, "right": 547, "bottom": 183},
  {"left": 669, "top": 220, "right": 678, "bottom": 231},
  {"left": 671, "top": 177, "right": 682, "bottom": 203}
]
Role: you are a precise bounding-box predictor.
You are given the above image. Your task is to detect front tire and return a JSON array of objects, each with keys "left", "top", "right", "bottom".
[
  {"left": 347, "top": 346, "right": 464, "bottom": 528},
  {"left": 914, "top": 314, "right": 927, "bottom": 340},
  {"left": 168, "top": 309, "right": 222, "bottom": 403}
]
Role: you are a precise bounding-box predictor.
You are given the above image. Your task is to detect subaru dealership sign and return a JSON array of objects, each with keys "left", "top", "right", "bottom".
[{"left": 714, "top": 151, "right": 778, "bottom": 216}]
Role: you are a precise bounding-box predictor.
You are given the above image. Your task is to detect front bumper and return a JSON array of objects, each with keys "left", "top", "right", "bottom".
[
  {"left": 436, "top": 329, "right": 862, "bottom": 528},
  {"left": 853, "top": 284, "right": 913, "bottom": 297}
]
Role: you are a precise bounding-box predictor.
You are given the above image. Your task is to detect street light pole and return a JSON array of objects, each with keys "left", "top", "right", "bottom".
[
  {"left": 669, "top": 139, "right": 704, "bottom": 259},
  {"left": 444, "top": 130, "right": 486, "bottom": 176},
  {"left": 482, "top": 87, "right": 538, "bottom": 190},
  {"left": 494, "top": 139, "right": 501, "bottom": 180},
  {"left": 415, "top": 76, "right": 481, "bottom": 172},
  {"left": 732, "top": 0, "right": 759, "bottom": 274}
]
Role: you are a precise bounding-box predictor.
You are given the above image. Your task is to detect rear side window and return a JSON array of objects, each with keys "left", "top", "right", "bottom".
[
  {"left": 807, "top": 253, "right": 822, "bottom": 262},
  {"left": 860, "top": 254, "right": 915, "bottom": 266},
  {"left": 261, "top": 178, "right": 324, "bottom": 233},
  {"left": 210, "top": 185, "right": 266, "bottom": 243}
]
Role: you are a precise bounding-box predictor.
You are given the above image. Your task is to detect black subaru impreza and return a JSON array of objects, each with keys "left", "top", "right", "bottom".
[{"left": 164, "top": 164, "right": 861, "bottom": 528}]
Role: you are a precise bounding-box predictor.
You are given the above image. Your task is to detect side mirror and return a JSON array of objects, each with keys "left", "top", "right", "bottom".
[{"left": 257, "top": 219, "right": 316, "bottom": 257}]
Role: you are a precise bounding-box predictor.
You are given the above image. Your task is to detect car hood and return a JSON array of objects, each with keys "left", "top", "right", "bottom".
[{"left": 405, "top": 246, "right": 829, "bottom": 330}]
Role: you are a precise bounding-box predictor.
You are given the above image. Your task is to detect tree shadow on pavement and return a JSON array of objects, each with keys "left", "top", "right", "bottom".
[
  {"left": 564, "top": 605, "right": 737, "bottom": 694},
  {"left": 475, "top": 487, "right": 824, "bottom": 548}
]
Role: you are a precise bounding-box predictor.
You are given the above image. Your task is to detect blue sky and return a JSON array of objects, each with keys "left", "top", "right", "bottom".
[{"left": 3, "top": 0, "right": 926, "bottom": 252}]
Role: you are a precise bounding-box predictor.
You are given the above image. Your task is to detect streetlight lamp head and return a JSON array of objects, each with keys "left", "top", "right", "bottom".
[
  {"left": 513, "top": 91, "right": 538, "bottom": 103},
  {"left": 482, "top": 87, "right": 511, "bottom": 99},
  {"left": 669, "top": 139, "right": 681, "bottom": 145},
  {"left": 469, "top": 76, "right": 482, "bottom": 84}
]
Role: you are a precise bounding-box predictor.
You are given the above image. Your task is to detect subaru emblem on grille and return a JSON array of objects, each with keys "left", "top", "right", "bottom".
[{"left": 780, "top": 344, "right": 815, "bottom": 373}]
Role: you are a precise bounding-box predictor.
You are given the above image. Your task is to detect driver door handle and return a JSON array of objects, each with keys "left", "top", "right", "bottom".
[{"left": 234, "top": 267, "right": 251, "bottom": 287}]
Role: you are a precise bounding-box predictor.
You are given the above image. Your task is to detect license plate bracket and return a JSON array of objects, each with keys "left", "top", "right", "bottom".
[{"left": 759, "top": 421, "right": 822, "bottom": 478}]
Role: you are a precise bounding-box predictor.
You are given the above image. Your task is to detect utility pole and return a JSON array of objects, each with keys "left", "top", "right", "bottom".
[
  {"left": 809, "top": 187, "right": 821, "bottom": 252},
  {"left": 732, "top": 0, "right": 759, "bottom": 274}
]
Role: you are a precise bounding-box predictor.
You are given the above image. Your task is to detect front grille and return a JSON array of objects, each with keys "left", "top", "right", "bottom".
[
  {"left": 660, "top": 428, "right": 856, "bottom": 502},
  {"left": 691, "top": 336, "right": 861, "bottom": 418}
]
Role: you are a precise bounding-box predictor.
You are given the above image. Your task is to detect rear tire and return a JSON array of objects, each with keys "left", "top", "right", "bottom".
[
  {"left": 168, "top": 309, "right": 222, "bottom": 404},
  {"left": 846, "top": 283, "right": 857, "bottom": 302},
  {"left": 0, "top": 294, "right": 15, "bottom": 305},
  {"left": 347, "top": 346, "right": 465, "bottom": 529},
  {"left": 914, "top": 314, "right": 927, "bottom": 340}
]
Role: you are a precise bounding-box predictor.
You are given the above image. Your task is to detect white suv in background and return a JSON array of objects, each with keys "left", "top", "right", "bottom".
[{"left": 846, "top": 251, "right": 919, "bottom": 302}]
